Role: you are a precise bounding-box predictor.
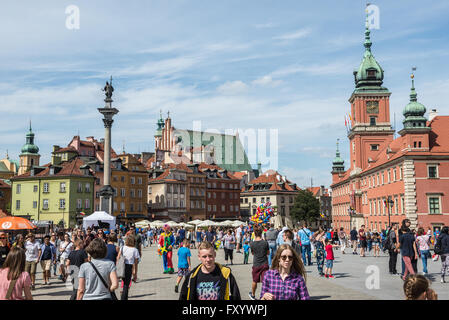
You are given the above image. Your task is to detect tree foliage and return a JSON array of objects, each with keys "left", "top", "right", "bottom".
[{"left": 290, "top": 189, "right": 320, "bottom": 224}]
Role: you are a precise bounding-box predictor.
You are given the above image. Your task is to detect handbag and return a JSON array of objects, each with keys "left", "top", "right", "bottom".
[
  {"left": 5, "top": 279, "right": 18, "bottom": 300},
  {"left": 116, "top": 247, "right": 125, "bottom": 279},
  {"left": 89, "top": 262, "right": 118, "bottom": 300}
]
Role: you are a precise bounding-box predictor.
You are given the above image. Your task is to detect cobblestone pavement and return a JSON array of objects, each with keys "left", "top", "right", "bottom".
[{"left": 31, "top": 245, "right": 448, "bottom": 300}]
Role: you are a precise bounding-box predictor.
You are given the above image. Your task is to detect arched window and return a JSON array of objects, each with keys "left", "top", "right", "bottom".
[{"left": 156, "top": 195, "right": 159, "bottom": 203}]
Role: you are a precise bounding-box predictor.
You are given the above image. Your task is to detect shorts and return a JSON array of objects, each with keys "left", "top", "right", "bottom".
[
  {"left": 177, "top": 268, "right": 189, "bottom": 277},
  {"left": 25, "top": 261, "right": 37, "bottom": 275},
  {"left": 40, "top": 259, "right": 52, "bottom": 271},
  {"left": 360, "top": 240, "right": 367, "bottom": 248},
  {"left": 252, "top": 264, "right": 269, "bottom": 283},
  {"left": 326, "top": 259, "right": 334, "bottom": 269}
]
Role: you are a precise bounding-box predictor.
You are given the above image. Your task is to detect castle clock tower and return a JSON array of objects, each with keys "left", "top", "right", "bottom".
[{"left": 348, "top": 12, "right": 395, "bottom": 174}]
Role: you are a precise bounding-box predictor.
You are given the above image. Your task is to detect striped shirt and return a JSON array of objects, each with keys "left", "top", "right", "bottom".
[{"left": 260, "top": 269, "right": 310, "bottom": 300}]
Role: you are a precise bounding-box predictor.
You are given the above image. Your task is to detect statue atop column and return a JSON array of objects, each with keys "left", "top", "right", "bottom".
[{"left": 103, "top": 76, "right": 114, "bottom": 100}]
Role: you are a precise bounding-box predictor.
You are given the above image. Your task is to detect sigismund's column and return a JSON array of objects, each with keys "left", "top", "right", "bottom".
[{"left": 98, "top": 77, "right": 119, "bottom": 214}]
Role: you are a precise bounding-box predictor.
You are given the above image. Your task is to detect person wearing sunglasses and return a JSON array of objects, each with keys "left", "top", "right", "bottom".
[
  {"left": 260, "top": 244, "right": 310, "bottom": 300},
  {"left": 0, "top": 232, "right": 10, "bottom": 269}
]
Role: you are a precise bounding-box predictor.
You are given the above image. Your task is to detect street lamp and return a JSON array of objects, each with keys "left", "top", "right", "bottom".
[{"left": 386, "top": 197, "right": 395, "bottom": 228}]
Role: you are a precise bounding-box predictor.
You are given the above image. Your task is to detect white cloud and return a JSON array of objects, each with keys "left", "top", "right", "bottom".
[
  {"left": 254, "top": 22, "right": 276, "bottom": 29},
  {"left": 217, "top": 81, "right": 249, "bottom": 95},
  {"left": 273, "top": 28, "right": 312, "bottom": 41},
  {"left": 252, "top": 75, "right": 283, "bottom": 87}
]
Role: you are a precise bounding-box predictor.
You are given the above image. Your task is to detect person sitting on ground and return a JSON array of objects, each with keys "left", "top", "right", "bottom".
[
  {"left": 179, "top": 241, "right": 241, "bottom": 300},
  {"left": 403, "top": 274, "right": 437, "bottom": 300}
]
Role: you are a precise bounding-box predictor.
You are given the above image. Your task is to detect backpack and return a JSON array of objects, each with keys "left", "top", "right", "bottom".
[
  {"left": 434, "top": 236, "right": 443, "bottom": 255},
  {"left": 383, "top": 235, "right": 392, "bottom": 251}
]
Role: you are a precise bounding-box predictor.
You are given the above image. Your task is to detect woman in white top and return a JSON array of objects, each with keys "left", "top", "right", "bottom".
[
  {"left": 116, "top": 234, "right": 140, "bottom": 300},
  {"left": 416, "top": 227, "right": 431, "bottom": 274},
  {"left": 59, "top": 234, "right": 74, "bottom": 282}
]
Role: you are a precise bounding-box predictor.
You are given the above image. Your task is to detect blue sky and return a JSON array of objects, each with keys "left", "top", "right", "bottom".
[{"left": 1, "top": 0, "right": 448, "bottom": 188}]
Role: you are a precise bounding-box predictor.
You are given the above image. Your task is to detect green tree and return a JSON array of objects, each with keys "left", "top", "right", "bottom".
[{"left": 290, "top": 190, "right": 320, "bottom": 224}]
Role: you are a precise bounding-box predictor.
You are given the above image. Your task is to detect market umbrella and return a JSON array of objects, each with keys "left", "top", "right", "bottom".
[
  {"left": 231, "top": 221, "right": 247, "bottom": 228},
  {"left": 0, "top": 216, "right": 37, "bottom": 230},
  {"left": 188, "top": 219, "right": 203, "bottom": 225},
  {"left": 166, "top": 221, "right": 180, "bottom": 228},
  {"left": 135, "top": 220, "right": 151, "bottom": 228},
  {"left": 150, "top": 221, "right": 166, "bottom": 228},
  {"left": 179, "top": 222, "right": 195, "bottom": 229},
  {"left": 197, "top": 220, "right": 218, "bottom": 228},
  {"left": 218, "top": 220, "right": 235, "bottom": 227}
]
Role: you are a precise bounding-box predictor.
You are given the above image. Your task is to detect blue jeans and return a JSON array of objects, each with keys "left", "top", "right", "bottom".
[
  {"left": 301, "top": 244, "right": 312, "bottom": 265},
  {"left": 421, "top": 250, "right": 430, "bottom": 273},
  {"left": 268, "top": 242, "right": 277, "bottom": 267}
]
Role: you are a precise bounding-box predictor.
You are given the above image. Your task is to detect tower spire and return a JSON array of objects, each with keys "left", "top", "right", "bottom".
[
  {"left": 364, "top": 4, "right": 372, "bottom": 53},
  {"left": 410, "top": 67, "right": 417, "bottom": 102}
]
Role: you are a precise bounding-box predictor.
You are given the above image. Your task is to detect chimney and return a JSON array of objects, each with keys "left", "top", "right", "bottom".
[
  {"left": 320, "top": 185, "right": 325, "bottom": 196},
  {"left": 51, "top": 146, "right": 62, "bottom": 165},
  {"left": 429, "top": 109, "right": 438, "bottom": 122}
]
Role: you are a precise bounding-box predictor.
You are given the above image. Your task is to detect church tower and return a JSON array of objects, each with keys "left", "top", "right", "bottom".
[
  {"left": 347, "top": 11, "right": 395, "bottom": 173},
  {"left": 331, "top": 139, "right": 345, "bottom": 184},
  {"left": 18, "top": 122, "right": 40, "bottom": 175},
  {"left": 154, "top": 110, "right": 164, "bottom": 152}
]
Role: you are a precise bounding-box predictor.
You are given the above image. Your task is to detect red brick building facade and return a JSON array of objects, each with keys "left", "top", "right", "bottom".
[{"left": 331, "top": 21, "right": 449, "bottom": 233}]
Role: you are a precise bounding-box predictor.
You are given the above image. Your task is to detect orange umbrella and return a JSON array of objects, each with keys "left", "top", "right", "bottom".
[{"left": 0, "top": 216, "right": 37, "bottom": 230}]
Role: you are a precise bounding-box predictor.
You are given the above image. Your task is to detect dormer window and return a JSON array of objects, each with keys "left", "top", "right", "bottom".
[{"left": 367, "top": 70, "right": 376, "bottom": 78}]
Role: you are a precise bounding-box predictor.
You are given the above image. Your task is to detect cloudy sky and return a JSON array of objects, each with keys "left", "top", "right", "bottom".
[{"left": 1, "top": 0, "right": 448, "bottom": 188}]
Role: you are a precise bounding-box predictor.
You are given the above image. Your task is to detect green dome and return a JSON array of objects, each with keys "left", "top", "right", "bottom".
[
  {"left": 332, "top": 140, "right": 345, "bottom": 172},
  {"left": 402, "top": 77, "right": 427, "bottom": 129},
  {"left": 354, "top": 21, "right": 384, "bottom": 89},
  {"left": 21, "top": 125, "right": 39, "bottom": 155}
]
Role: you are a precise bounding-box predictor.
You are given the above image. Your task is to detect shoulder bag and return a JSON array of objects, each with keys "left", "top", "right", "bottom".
[
  {"left": 89, "top": 262, "right": 118, "bottom": 300},
  {"left": 5, "top": 278, "right": 18, "bottom": 300},
  {"left": 116, "top": 247, "right": 126, "bottom": 279}
]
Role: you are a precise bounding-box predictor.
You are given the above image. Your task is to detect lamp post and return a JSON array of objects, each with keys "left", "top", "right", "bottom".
[
  {"left": 98, "top": 77, "right": 119, "bottom": 215},
  {"left": 386, "top": 196, "right": 394, "bottom": 228}
]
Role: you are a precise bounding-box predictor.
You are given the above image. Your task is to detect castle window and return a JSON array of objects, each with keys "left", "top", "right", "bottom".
[
  {"left": 428, "top": 165, "right": 438, "bottom": 178},
  {"left": 419, "top": 142, "right": 422, "bottom": 148},
  {"left": 370, "top": 117, "right": 376, "bottom": 126},
  {"left": 370, "top": 144, "right": 379, "bottom": 151}
]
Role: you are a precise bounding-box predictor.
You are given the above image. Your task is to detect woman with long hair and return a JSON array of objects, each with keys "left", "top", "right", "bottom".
[
  {"left": 0, "top": 247, "right": 33, "bottom": 300},
  {"left": 260, "top": 244, "right": 309, "bottom": 300},
  {"left": 116, "top": 234, "right": 140, "bottom": 300},
  {"left": 13, "top": 234, "right": 25, "bottom": 249}
]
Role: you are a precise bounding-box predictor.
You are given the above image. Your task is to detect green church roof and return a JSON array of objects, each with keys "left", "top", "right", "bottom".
[
  {"left": 20, "top": 123, "right": 39, "bottom": 155},
  {"left": 403, "top": 74, "right": 427, "bottom": 128},
  {"left": 353, "top": 11, "right": 387, "bottom": 93}
]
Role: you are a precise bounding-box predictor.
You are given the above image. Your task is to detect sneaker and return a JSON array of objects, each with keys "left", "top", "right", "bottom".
[
  {"left": 248, "top": 292, "right": 256, "bottom": 300},
  {"left": 324, "top": 274, "right": 329, "bottom": 278},
  {"left": 441, "top": 278, "right": 445, "bottom": 283},
  {"left": 328, "top": 275, "right": 335, "bottom": 279},
  {"left": 175, "top": 285, "right": 179, "bottom": 293}
]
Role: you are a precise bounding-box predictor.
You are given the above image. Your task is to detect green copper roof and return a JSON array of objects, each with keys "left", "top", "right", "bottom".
[
  {"left": 332, "top": 139, "right": 345, "bottom": 172},
  {"left": 353, "top": 13, "right": 385, "bottom": 90},
  {"left": 403, "top": 75, "right": 427, "bottom": 128},
  {"left": 155, "top": 111, "right": 164, "bottom": 137},
  {"left": 175, "top": 129, "right": 253, "bottom": 172},
  {"left": 20, "top": 123, "right": 39, "bottom": 155}
]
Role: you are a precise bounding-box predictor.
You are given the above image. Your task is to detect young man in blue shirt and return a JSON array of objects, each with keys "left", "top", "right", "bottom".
[{"left": 298, "top": 223, "right": 312, "bottom": 266}]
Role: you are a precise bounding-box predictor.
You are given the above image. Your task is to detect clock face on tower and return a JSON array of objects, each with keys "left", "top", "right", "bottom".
[{"left": 366, "top": 101, "right": 379, "bottom": 114}]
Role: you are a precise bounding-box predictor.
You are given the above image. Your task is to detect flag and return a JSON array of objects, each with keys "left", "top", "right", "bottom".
[
  {"left": 344, "top": 116, "right": 347, "bottom": 127},
  {"left": 349, "top": 113, "right": 352, "bottom": 121}
]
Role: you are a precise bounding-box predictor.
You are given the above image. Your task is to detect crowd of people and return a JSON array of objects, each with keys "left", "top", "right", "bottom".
[{"left": 0, "top": 218, "right": 446, "bottom": 301}]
